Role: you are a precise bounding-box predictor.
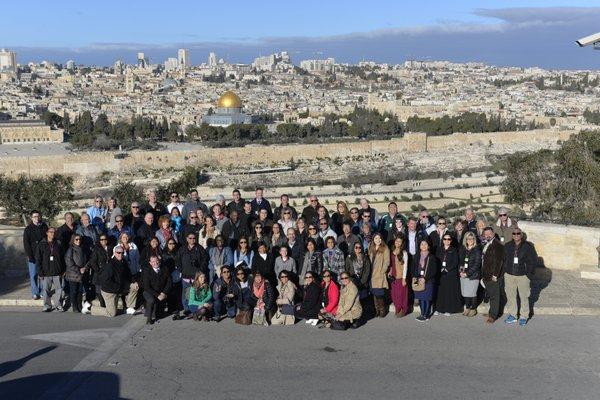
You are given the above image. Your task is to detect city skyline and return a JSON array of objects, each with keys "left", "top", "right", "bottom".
[{"left": 1, "top": 1, "right": 600, "bottom": 69}]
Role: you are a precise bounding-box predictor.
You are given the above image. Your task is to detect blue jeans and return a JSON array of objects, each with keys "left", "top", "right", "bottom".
[
  {"left": 213, "top": 297, "right": 237, "bottom": 318},
  {"left": 181, "top": 280, "right": 192, "bottom": 312},
  {"left": 419, "top": 300, "right": 430, "bottom": 317},
  {"left": 27, "top": 261, "right": 40, "bottom": 297}
]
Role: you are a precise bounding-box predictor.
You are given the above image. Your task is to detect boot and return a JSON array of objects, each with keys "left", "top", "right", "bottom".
[
  {"left": 372, "top": 296, "right": 381, "bottom": 318},
  {"left": 376, "top": 297, "right": 386, "bottom": 318},
  {"left": 468, "top": 309, "right": 477, "bottom": 317}
]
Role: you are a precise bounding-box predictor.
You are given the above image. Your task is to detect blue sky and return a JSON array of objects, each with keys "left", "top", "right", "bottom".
[{"left": 2, "top": 0, "right": 600, "bottom": 69}]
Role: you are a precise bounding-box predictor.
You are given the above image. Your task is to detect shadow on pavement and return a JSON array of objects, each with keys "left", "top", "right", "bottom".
[
  {"left": 0, "top": 345, "right": 57, "bottom": 378},
  {"left": 0, "top": 371, "right": 128, "bottom": 400},
  {"left": 529, "top": 257, "right": 553, "bottom": 317}
]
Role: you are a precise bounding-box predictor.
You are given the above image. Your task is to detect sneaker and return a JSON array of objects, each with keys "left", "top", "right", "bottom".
[
  {"left": 42, "top": 307, "right": 52, "bottom": 312},
  {"left": 126, "top": 307, "right": 136, "bottom": 315},
  {"left": 55, "top": 306, "right": 65, "bottom": 312},
  {"left": 416, "top": 315, "right": 426, "bottom": 322},
  {"left": 433, "top": 311, "right": 440, "bottom": 316},
  {"left": 518, "top": 318, "right": 528, "bottom": 327},
  {"left": 310, "top": 319, "right": 318, "bottom": 326},
  {"left": 443, "top": 312, "right": 451, "bottom": 316},
  {"left": 504, "top": 315, "right": 517, "bottom": 324},
  {"left": 33, "top": 295, "right": 41, "bottom": 300},
  {"left": 305, "top": 319, "right": 314, "bottom": 324}
]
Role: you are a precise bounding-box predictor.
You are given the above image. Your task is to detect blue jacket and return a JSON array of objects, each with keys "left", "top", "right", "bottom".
[{"left": 208, "top": 246, "right": 234, "bottom": 282}]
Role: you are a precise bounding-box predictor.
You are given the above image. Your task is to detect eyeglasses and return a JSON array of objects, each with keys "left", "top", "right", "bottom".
[
  {"left": 310, "top": 199, "right": 317, "bottom": 203},
  {"left": 74, "top": 238, "right": 81, "bottom": 242},
  {"left": 132, "top": 206, "right": 139, "bottom": 209},
  {"left": 512, "top": 232, "right": 522, "bottom": 236},
  {"left": 255, "top": 226, "right": 262, "bottom": 230},
  {"left": 320, "top": 223, "right": 328, "bottom": 226},
  {"left": 323, "top": 274, "right": 331, "bottom": 278},
  {"left": 308, "top": 227, "right": 316, "bottom": 231},
  {"left": 115, "top": 219, "right": 124, "bottom": 223},
  {"left": 171, "top": 195, "right": 178, "bottom": 198},
  {"left": 354, "top": 246, "right": 363, "bottom": 250},
  {"left": 350, "top": 211, "right": 358, "bottom": 214},
  {"left": 340, "top": 277, "right": 349, "bottom": 281}
]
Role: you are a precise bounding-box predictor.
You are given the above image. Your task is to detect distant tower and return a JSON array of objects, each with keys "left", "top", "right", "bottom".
[
  {"left": 66, "top": 60, "right": 75, "bottom": 71},
  {"left": 137, "top": 52, "right": 148, "bottom": 68},
  {"left": 178, "top": 48, "right": 190, "bottom": 70},
  {"left": 208, "top": 52, "right": 217, "bottom": 67},
  {"left": 125, "top": 70, "right": 135, "bottom": 93},
  {"left": 113, "top": 60, "right": 124, "bottom": 75},
  {"left": 0, "top": 49, "right": 17, "bottom": 73},
  {"left": 367, "top": 83, "right": 373, "bottom": 108}
]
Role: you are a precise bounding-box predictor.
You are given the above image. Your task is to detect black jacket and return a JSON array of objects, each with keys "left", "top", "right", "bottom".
[
  {"left": 503, "top": 240, "right": 538, "bottom": 277},
  {"left": 178, "top": 223, "right": 202, "bottom": 244},
  {"left": 23, "top": 222, "right": 48, "bottom": 262},
  {"left": 411, "top": 252, "right": 438, "bottom": 283},
  {"left": 142, "top": 266, "right": 172, "bottom": 298},
  {"left": 89, "top": 244, "right": 112, "bottom": 285},
  {"left": 436, "top": 246, "right": 459, "bottom": 276},
  {"left": 35, "top": 239, "right": 64, "bottom": 277},
  {"left": 288, "top": 239, "right": 305, "bottom": 268},
  {"left": 482, "top": 239, "right": 504, "bottom": 281},
  {"left": 249, "top": 278, "right": 276, "bottom": 311},
  {"left": 220, "top": 219, "right": 241, "bottom": 248},
  {"left": 458, "top": 245, "right": 482, "bottom": 280},
  {"left": 135, "top": 223, "right": 155, "bottom": 250},
  {"left": 250, "top": 198, "right": 272, "bottom": 219},
  {"left": 273, "top": 204, "right": 298, "bottom": 221},
  {"left": 297, "top": 281, "right": 321, "bottom": 318},
  {"left": 177, "top": 244, "right": 209, "bottom": 279},
  {"left": 56, "top": 223, "right": 77, "bottom": 253},
  {"left": 251, "top": 253, "right": 275, "bottom": 282},
  {"left": 99, "top": 258, "right": 132, "bottom": 294}
]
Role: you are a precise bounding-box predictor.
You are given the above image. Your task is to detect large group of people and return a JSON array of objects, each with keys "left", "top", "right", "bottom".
[{"left": 23, "top": 187, "right": 539, "bottom": 329}]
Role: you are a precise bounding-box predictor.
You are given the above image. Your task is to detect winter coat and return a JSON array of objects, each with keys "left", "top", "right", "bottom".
[
  {"left": 482, "top": 239, "right": 504, "bottom": 281},
  {"left": 89, "top": 244, "right": 112, "bottom": 285},
  {"left": 64, "top": 245, "right": 88, "bottom": 283},
  {"left": 322, "top": 247, "right": 346, "bottom": 278},
  {"left": 344, "top": 254, "right": 371, "bottom": 289},
  {"left": 503, "top": 240, "right": 538, "bottom": 277},
  {"left": 458, "top": 245, "right": 482, "bottom": 280},
  {"left": 335, "top": 281, "right": 362, "bottom": 322},
  {"left": 99, "top": 257, "right": 131, "bottom": 294},
  {"left": 142, "top": 266, "right": 172, "bottom": 298},
  {"left": 23, "top": 222, "right": 48, "bottom": 262},
  {"left": 369, "top": 247, "right": 391, "bottom": 289},
  {"left": 177, "top": 244, "right": 209, "bottom": 280},
  {"left": 35, "top": 238, "right": 64, "bottom": 277},
  {"left": 321, "top": 281, "right": 340, "bottom": 314},
  {"left": 250, "top": 278, "right": 276, "bottom": 311}
]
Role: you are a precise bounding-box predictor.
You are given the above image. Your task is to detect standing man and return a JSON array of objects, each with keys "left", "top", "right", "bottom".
[
  {"left": 250, "top": 187, "right": 272, "bottom": 219},
  {"left": 464, "top": 208, "right": 478, "bottom": 233},
  {"left": 23, "top": 210, "right": 47, "bottom": 300},
  {"left": 56, "top": 211, "right": 77, "bottom": 255},
  {"left": 124, "top": 202, "right": 144, "bottom": 234},
  {"left": 378, "top": 202, "right": 402, "bottom": 238},
  {"left": 87, "top": 196, "right": 107, "bottom": 231},
  {"left": 273, "top": 194, "right": 298, "bottom": 221},
  {"left": 35, "top": 227, "right": 65, "bottom": 312},
  {"left": 182, "top": 189, "right": 208, "bottom": 220},
  {"left": 178, "top": 233, "right": 209, "bottom": 316},
  {"left": 493, "top": 207, "right": 519, "bottom": 244},
  {"left": 227, "top": 189, "right": 245, "bottom": 216},
  {"left": 135, "top": 213, "right": 155, "bottom": 250},
  {"left": 166, "top": 192, "right": 184, "bottom": 214},
  {"left": 503, "top": 228, "right": 537, "bottom": 326},
  {"left": 358, "top": 198, "right": 379, "bottom": 226},
  {"left": 481, "top": 227, "right": 504, "bottom": 324},
  {"left": 239, "top": 201, "right": 256, "bottom": 238},
  {"left": 302, "top": 195, "right": 320, "bottom": 226},
  {"left": 142, "top": 190, "right": 167, "bottom": 229},
  {"left": 337, "top": 221, "right": 360, "bottom": 257}
]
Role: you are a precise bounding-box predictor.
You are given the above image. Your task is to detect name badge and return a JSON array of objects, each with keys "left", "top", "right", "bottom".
[
  {"left": 501, "top": 237, "right": 505, "bottom": 242},
  {"left": 420, "top": 270, "right": 424, "bottom": 276},
  {"left": 513, "top": 257, "right": 519, "bottom": 264},
  {"left": 49, "top": 256, "right": 54, "bottom": 261},
  {"left": 464, "top": 263, "right": 468, "bottom": 269},
  {"left": 442, "top": 261, "right": 446, "bottom": 267}
]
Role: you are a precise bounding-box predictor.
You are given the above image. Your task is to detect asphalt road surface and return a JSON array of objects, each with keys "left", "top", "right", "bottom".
[{"left": 1, "top": 309, "right": 599, "bottom": 400}]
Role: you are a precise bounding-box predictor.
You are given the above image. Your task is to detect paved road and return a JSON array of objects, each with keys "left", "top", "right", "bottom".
[{"left": 1, "top": 309, "right": 599, "bottom": 400}]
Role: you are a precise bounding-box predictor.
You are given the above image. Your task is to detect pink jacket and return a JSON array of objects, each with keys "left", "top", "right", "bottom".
[{"left": 321, "top": 281, "right": 339, "bottom": 314}]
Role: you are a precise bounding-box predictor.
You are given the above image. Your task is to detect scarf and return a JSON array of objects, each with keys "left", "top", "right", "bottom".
[
  {"left": 253, "top": 279, "right": 266, "bottom": 310},
  {"left": 419, "top": 251, "right": 428, "bottom": 270},
  {"left": 160, "top": 228, "right": 172, "bottom": 242},
  {"left": 353, "top": 255, "right": 364, "bottom": 277}
]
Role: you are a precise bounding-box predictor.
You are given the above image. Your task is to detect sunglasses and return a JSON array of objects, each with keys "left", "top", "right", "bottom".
[
  {"left": 100, "top": 238, "right": 108, "bottom": 241},
  {"left": 443, "top": 238, "right": 452, "bottom": 241},
  {"left": 115, "top": 252, "right": 123, "bottom": 255},
  {"left": 340, "top": 277, "right": 349, "bottom": 281},
  {"left": 132, "top": 206, "right": 139, "bottom": 209},
  {"left": 323, "top": 274, "right": 331, "bottom": 278},
  {"left": 189, "top": 216, "right": 197, "bottom": 219},
  {"left": 308, "top": 227, "right": 316, "bottom": 230},
  {"left": 350, "top": 211, "right": 358, "bottom": 214},
  {"left": 438, "top": 222, "right": 446, "bottom": 225},
  {"left": 512, "top": 232, "right": 522, "bottom": 236},
  {"left": 74, "top": 238, "right": 81, "bottom": 241},
  {"left": 171, "top": 195, "right": 178, "bottom": 198},
  {"left": 239, "top": 241, "right": 247, "bottom": 244},
  {"left": 283, "top": 212, "right": 291, "bottom": 215},
  {"left": 499, "top": 214, "right": 507, "bottom": 217},
  {"left": 115, "top": 219, "right": 124, "bottom": 222},
  {"left": 280, "top": 275, "right": 289, "bottom": 279}
]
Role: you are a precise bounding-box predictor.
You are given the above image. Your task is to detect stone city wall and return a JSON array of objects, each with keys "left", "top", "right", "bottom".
[{"left": 0, "top": 128, "right": 576, "bottom": 177}]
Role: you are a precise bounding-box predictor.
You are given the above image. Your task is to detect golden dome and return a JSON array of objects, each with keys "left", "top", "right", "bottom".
[{"left": 217, "top": 91, "right": 242, "bottom": 108}]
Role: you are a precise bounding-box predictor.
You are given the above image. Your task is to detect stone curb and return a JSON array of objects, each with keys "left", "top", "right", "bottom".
[{"left": 2, "top": 298, "right": 600, "bottom": 316}]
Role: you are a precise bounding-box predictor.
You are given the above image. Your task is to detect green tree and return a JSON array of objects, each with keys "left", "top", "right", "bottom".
[
  {"left": 0, "top": 174, "right": 74, "bottom": 226},
  {"left": 113, "top": 181, "right": 144, "bottom": 208}
]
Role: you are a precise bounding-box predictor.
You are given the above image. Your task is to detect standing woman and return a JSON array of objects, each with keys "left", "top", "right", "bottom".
[
  {"left": 412, "top": 239, "right": 438, "bottom": 322},
  {"left": 271, "top": 271, "right": 296, "bottom": 325},
  {"left": 389, "top": 235, "right": 409, "bottom": 317},
  {"left": 162, "top": 238, "right": 183, "bottom": 318},
  {"left": 331, "top": 201, "right": 350, "bottom": 236},
  {"left": 233, "top": 236, "right": 253, "bottom": 271},
  {"left": 299, "top": 238, "right": 323, "bottom": 286},
  {"left": 453, "top": 220, "right": 467, "bottom": 247},
  {"left": 435, "top": 233, "right": 463, "bottom": 315},
  {"left": 459, "top": 232, "right": 482, "bottom": 317},
  {"left": 369, "top": 233, "right": 390, "bottom": 318},
  {"left": 269, "top": 222, "right": 287, "bottom": 256},
  {"left": 170, "top": 207, "right": 184, "bottom": 235},
  {"left": 345, "top": 242, "right": 371, "bottom": 298},
  {"left": 249, "top": 222, "right": 269, "bottom": 253},
  {"left": 105, "top": 197, "right": 122, "bottom": 231},
  {"left": 296, "top": 217, "right": 308, "bottom": 244},
  {"left": 156, "top": 215, "right": 177, "bottom": 250},
  {"left": 277, "top": 208, "right": 296, "bottom": 234},
  {"left": 199, "top": 216, "right": 220, "bottom": 249},
  {"left": 89, "top": 234, "right": 112, "bottom": 309},
  {"left": 64, "top": 234, "right": 89, "bottom": 313}
]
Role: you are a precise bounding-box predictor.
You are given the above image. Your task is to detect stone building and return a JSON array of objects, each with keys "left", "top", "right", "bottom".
[
  {"left": 202, "top": 91, "right": 252, "bottom": 127},
  {"left": 0, "top": 120, "right": 63, "bottom": 144}
]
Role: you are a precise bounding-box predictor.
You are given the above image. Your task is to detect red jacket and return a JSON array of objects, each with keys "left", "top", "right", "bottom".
[{"left": 321, "top": 281, "right": 339, "bottom": 314}]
